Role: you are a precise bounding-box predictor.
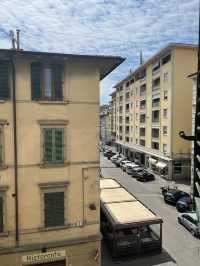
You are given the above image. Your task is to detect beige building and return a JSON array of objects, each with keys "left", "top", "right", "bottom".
[
  {"left": 0, "top": 49, "right": 124, "bottom": 266},
  {"left": 110, "top": 43, "right": 197, "bottom": 180},
  {"left": 100, "top": 105, "right": 111, "bottom": 145}
]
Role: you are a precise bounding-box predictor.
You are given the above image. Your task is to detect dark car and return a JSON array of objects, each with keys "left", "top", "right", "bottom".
[
  {"left": 163, "top": 189, "right": 189, "bottom": 205},
  {"left": 131, "top": 167, "right": 144, "bottom": 178},
  {"left": 107, "top": 152, "right": 116, "bottom": 160},
  {"left": 136, "top": 171, "right": 155, "bottom": 182},
  {"left": 176, "top": 195, "right": 192, "bottom": 212}
]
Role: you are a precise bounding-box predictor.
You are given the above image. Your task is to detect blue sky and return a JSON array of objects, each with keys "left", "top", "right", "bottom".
[{"left": 0, "top": 0, "right": 198, "bottom": 104}]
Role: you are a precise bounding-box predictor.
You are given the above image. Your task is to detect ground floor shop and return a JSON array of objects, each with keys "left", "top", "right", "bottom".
[
  {"left": 116, "top": 143, "right": 191, "bottom": 180},
  {"left": 0, "top": 239, "right": 101, "bottom": 266}
]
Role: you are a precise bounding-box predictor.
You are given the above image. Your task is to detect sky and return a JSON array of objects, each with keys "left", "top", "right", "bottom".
[{"left": 0, "top": 0, "right": 198, "bottom": 104}]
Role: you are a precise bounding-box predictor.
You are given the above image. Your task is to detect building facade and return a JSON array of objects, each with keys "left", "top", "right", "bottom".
[
  {"left": 0, "top": 49, "right": 123, "bottom": 266},
  {"left": 100, "top": 105, "right": 110, "bottom": 145},
  {"left": 110, "top": 43, "right": 197, "bottom": 180}
]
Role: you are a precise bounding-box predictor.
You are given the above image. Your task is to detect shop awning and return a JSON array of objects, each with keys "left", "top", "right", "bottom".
[
  {"left": 156, "top": 161, "right": 167, "bottom": 169},
  {"left": 149, "top": 158, "right": 157, "bottom": 165}
]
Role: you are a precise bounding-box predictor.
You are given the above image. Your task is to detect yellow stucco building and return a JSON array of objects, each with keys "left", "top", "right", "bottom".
[
  {"left": 0, "top": 49, "right": 124, "bottom": 266},
  {"left": 110, "top": 43, "right": 197, "bottom": 180}
]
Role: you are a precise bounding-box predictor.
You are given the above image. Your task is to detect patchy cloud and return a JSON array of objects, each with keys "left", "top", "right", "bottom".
[{"left": 0, "top": 0, "right": 198, "bottom": 103}]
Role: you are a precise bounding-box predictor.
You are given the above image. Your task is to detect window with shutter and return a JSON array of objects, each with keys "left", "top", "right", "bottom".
[
  {"left": 0, "top": 196, "right": 3, "bottom": 233},
  {"left": 31, "top": 63, "right": 63, "bottom": 101},
  {"left": 44, "top": 192, "right": 64, "bottom": 227},
  {"left": 52, "top": 64, "right": 63, "bottom": 100},
  {"left": 43, "top": 128, "right": 64, "bottom": 164},
  {"left": 31, "top": 62, "right": 42, "bottom": 100},
  {"left": 0, "top": 60, "right": 10, "bottom": 100}
]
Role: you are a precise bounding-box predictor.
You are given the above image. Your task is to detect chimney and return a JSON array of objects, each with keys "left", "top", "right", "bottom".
[{"left": 16, "top": 29, "right": 20, "bottom": 50}]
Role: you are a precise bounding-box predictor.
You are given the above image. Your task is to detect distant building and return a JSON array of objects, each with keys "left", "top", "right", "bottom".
[
  {"left": 0, "top": 49, "right": 124, "bottom": 266},
  {"left": 100, "top": 105, "right": 111, "bottom": 145},
  {"left": 110, "top": 43, "right": 197, "bottom": 180}
]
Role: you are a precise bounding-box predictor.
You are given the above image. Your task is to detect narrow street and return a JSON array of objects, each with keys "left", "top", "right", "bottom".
[{"left": 101, "top": 154, "right": 200, "bottom": 266}]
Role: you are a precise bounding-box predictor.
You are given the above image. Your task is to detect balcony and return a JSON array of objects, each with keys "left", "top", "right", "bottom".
[
  {"left": 139, "top": 139, "right": 145, "bottom": 146},
  {"left": 152, "top": 141, "right": 159, "bottom": 150}
]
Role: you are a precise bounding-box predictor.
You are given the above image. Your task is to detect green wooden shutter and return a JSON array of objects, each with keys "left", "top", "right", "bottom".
[
  {"left": 31, "top": 62, "right": 41, "bottom": 100},
  {"left": 54, "top": 128, "right": 64, "bottom": 163},
  {"left": 0, "top": 197, "right": 3, "bottom": 233},
  {"left": 44, "top": 192, "right": 64, "bottom": 227},
  {"left": 52, "top": 64, "right": 63, "bottom": 100},
  {"left": 0, "top": 60, "right": 9, "bottom": 100},
  {"left": 43, "top": 128, "right": 53, "bottom": 163}
]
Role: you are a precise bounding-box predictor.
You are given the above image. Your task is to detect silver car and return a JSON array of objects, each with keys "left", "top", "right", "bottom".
[
  {"left": 126, "top": 163, "right": 140, "bottom": 174},
  {"left": 178, "top": 212, "right": 200, "bottom": 237}
]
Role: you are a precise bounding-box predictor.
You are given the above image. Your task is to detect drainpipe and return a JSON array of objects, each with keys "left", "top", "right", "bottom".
[{"left": 10, "top": 54, "right": 19, "bottom": 246}]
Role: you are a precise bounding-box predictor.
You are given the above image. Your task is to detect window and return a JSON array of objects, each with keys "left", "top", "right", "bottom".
[
  {"left": 0, "top": 195, "right": 3, "bottom": 233},
  {"left": 136, "top": 138, "right": 138, "bottom": 144},
  {"left": 140, "top": 114, "right": 146, "bottom": 123},
  {"left": 140, "top": 139, "right": 145, "bottom": 146},
  {"left": 163, "top": 126, "right": 168, "bottom": 135},
  {"left": 152, "top": 110, "right": 160, "bottom": 123},
  {"left": 164, "top": 72, "right": 169, "bottom": 82},
  {"left": 125, "top": 137, "right": 129, "bottom": 142},
  {"left": 152, "top": 128, "right": 159, "bottom": 138},
  {"left": 44, "top": 191, "right": 65, "bottom": 227},
  {"left": 163, "top": 109, "right": 168, "bottom": 118},
  {"left": 136, "top": 113, "right": 138, "bottom": 121},
  {"left": 0, "top": 127, "right": 3, "bottom": 166},
  {"left": 31, "top": 62, "right": 63, "bottom": 101},
  {"left": 126, "top": 81, "right": 130, "bottom": 87},
  {"left": 164, "top": 91, "right": 168, "bottom": 100},
  {"left": 152, "top": 77, "right": 160, "bottom": 88},
  {"left": 0, "top": 60, "right": 10, "bottom": 100},
  {"left": 163, "top": 144, "right": 167, "bottom": 153},
  {"left": 174, "top": 162, "right": 182, "bottom": 174},
  {"left": 43, "top": 128, "right": 64, "bottom": 164},
  {"left": 152, "top": 61, "right": 160, "bottom": 73},
  {"left": 152, "top": 141, "right": 159, "bottom": 150},
  {"left": 162, "top": 54, "right": 171, "bottom": 65}
]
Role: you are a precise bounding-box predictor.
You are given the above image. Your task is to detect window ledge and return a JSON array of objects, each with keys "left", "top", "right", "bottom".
[
  {"left": 0, "top": 100, "right": 7, "bottom": 104},
  {"left": 35, "top": 100, "right": 69, "bottom": 105},
  {"left": 39, "top": 162, "right": 69, "bottom": 168},
  {"left": 39, "top": 223, "right": 83, "bottom": 232},
  {"left": 0, "top": 232, "right": 9, "bottom": 237}
]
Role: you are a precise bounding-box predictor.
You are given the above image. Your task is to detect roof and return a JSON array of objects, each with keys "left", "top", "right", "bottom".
[
  {"left": 100, "top": 178, "right": 120, "bottom": 189},
  {"left": 103, "top": 201, "right": 161, "bottom": 226},
  {"left": 0, "top": 49, "right": 125, "bottom": 80},
  {"left": 100, "top": 187, "right": 136, "bottom": 203},
  {"left": 113, "top": 42, "right": 197, "bottom": 88},
  {"left": 100, "top": 178, "right": 162, "bottom": 227}
]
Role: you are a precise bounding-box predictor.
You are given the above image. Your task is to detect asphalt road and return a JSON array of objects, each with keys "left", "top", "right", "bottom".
[{"left": 100, "top": 153, "right": 200, "bottom": 266}]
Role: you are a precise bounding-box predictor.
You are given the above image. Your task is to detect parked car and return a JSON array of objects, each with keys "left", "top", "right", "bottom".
[
  {"left": 163, "top": 189, "right": 189, "bottom": 205},
  {"left": 120, "top": 159, "right": 131, "bottom": 169},
  {"left": 107, "top": 152, "right": 116, "bottom": 160},
  {"left": 126, "top": 163, "right": 140, "bottom": 174},
  {"left": 160, "top": 185, "right": 178, "bottom": 196},
  {"left": 110, "top": 154, "right": 120, "bottom": 163},
  {"left": 176, "top": 196, "right": 192, "bottom": 212},
  {"left": 131, "top": 167, "right": 144, "bottom": 178},
  {"left": 120, "top": 160, "right": 131, "bottom": 170},
  {"left": 114, "top": 157, "right": 126, "bottom": 167},
  {"left": 178, "top": 212, "right": 200, "bottom": 237},
  {"left": 136, "top": 171, "right": 155, "bottom": 182},
  {"left": 103, "top": 149, "right": 111, "bottom": 157}
]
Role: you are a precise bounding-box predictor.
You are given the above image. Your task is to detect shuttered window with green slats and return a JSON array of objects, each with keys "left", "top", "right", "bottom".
[
  {"left": 44, "top": 192, "right": 64, "bottom": 227},
  {"left": 0, "top": 196, "right": 3, "bottom": 233},
  {"left": 43, "top": 128, "right": 64, "bottom": 164},
  {"left": 31, "top": 62, "right": 63, "bottom": 101},
  {"left": 0, "top": 60, "right": 10, "bottom": 100},
  {"left": 0, "top": 128, "right": 3, "bottom": 166}
]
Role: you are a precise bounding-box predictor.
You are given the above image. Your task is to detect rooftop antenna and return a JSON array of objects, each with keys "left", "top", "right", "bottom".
[{"left": 9, "top": 29, "right": 21, "bottom": 50}]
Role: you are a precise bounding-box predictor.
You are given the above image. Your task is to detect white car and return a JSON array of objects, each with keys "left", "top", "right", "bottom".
[
  {"left": 110, "top": 154, "right": 120, "bottom": 163},
  {"left": 125, "top": 163, "right": 139, "bottom": 173},
  {"left": 121, "top": 161, "right": 132, "bottom": 171},
  {"left": 115, "top": 157, "right": 126, "bottom": 166}
]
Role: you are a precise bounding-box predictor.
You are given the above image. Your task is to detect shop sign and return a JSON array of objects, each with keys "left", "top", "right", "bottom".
[{"left": 22, "top": 250, "right": 66, "bottom": 265}]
